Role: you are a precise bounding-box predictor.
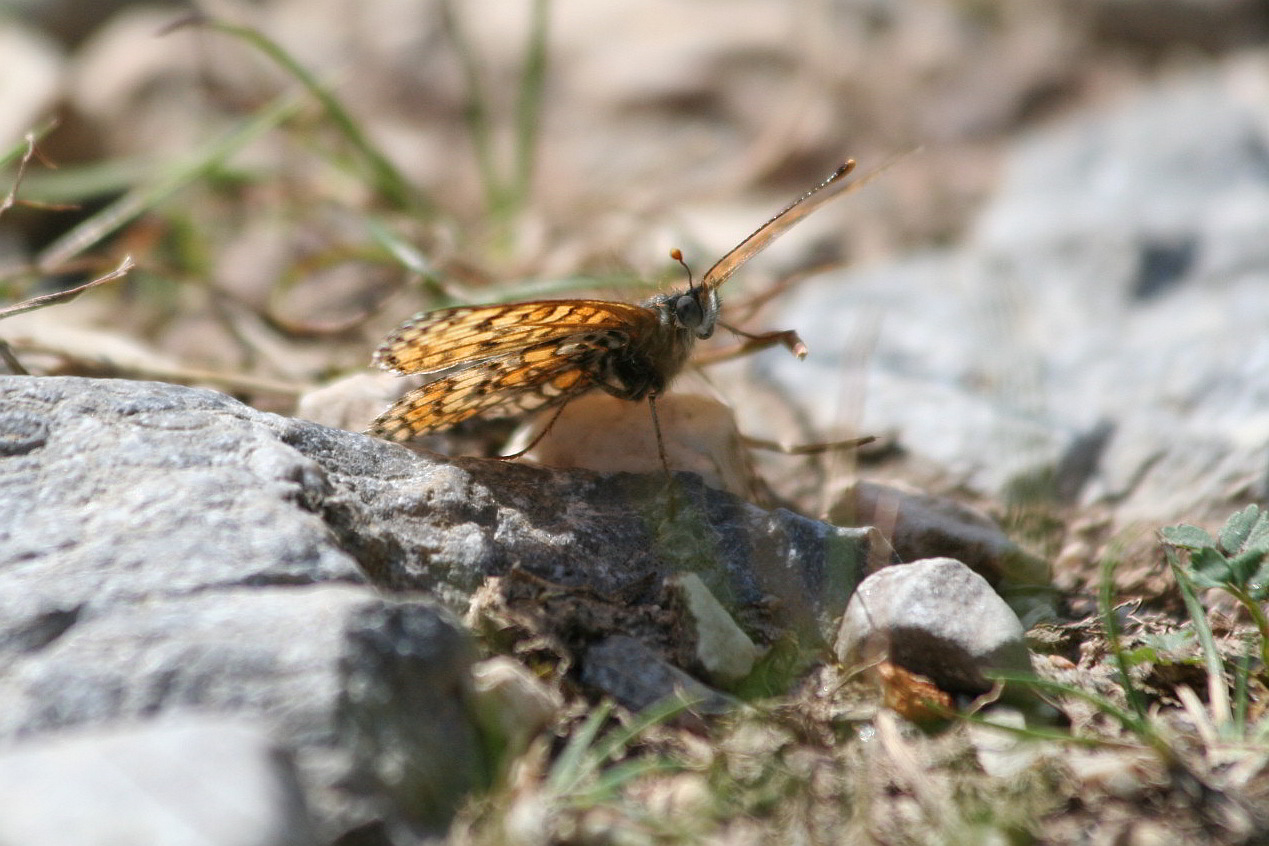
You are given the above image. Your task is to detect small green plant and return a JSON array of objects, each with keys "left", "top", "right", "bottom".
[{"left": 1162, "top": 504, "right": 1269, "bottom": 668}]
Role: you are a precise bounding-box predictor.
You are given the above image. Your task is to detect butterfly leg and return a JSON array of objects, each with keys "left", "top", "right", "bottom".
[
  {"left": 493, "top": 402, "right": 572, "bottom": 461},
  {"left": 645, "top": 393, "right": 673, "bottom": 479},
  {"left": 692, "top": 321, "right": 809, "bottom": 365},
  {"left": 645, "top": 393, "right": 692, "bottom": 519}
]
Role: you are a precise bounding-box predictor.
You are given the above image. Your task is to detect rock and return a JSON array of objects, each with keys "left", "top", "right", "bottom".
[
  {"left": 835, "top": 558, "right": 1030, "bottom": 695},
  {"left": 967, "top": 706, "right": 1043, "bottom": 779},
  {"left": 0, "top": 374, "right": 889, "bottom": 836},
  {"left": 667, "top": 572, "right": 760, "bottom": 686},
  {"left": 581, "top": 635, "right": 733, "bottom": 715},
  {"left": 510, "top": 386, "right": 758, "bottom": 498},
  {"left": 468, "top": 657, "right": 562, "bottom": 767},
  {"left": 339, "top": 602, "right": 484, "bottom": 833},
  {"left": 0, "top": 581, "right": 481, "bottom": 840},
  {"left": 753, "top": 65, "right": 1269, "bottom": 524},
  {"left": 0, "top": 719, "right": 317, "bottom": 846},
  {"left": 829, "top": 480, "right": 1047, "bottom": 586},
  {"left": 0, "top": 374, "right": 500, "bottom": 837},
  {"left": 2, "top": 375, "right": 880, "bottom": 634}
]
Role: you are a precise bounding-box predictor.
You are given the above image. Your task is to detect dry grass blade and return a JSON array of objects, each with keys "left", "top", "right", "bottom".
[
  {"left": 6, "top": 336, "right": 312, "bottom": 397},
  {"left": 0, "top": 131, "right": 43, "bottom": 223},
  {"left": 0, "top": 341, "right": 25, "bottom": 374},
  {"left": 0, "top": 255, "right": 135, "bottom": 323},
  {"left": 741, "top": 434, "right": 875, "bottom": 455}
]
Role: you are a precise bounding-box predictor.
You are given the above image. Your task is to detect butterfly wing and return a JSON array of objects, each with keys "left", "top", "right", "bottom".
[
  {"left": 369, "top": 299, "right": 663, "bottom": 441},
  {"left": 373, "top": 299, "right": 656, "bottom": 375}
]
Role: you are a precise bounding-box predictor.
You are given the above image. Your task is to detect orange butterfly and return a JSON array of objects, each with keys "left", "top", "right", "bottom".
[{"left": 370, "top": 159, "right": 872, "bottom": 449}]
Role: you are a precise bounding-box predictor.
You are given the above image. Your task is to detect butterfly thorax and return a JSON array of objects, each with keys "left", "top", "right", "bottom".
[{"left": 586, "top": 285, "right": 719, "bottom": 402}]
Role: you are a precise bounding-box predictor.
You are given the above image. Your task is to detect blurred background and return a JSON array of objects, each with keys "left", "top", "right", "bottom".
[{"left": 3, "top": 0, "right": 1268, "bottom": 541}]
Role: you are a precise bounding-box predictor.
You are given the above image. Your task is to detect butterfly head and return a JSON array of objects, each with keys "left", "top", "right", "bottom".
[
  {"left": 659, "top": 249, "right": 720, "bottom": 339},
  {"left": 668, "top": 284, "right": 719, "bottom": 339}
]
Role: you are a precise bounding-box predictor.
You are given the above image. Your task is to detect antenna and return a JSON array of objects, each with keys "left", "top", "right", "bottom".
[{"left": 670, "top": 248, "right": 694, "bottom": 293}]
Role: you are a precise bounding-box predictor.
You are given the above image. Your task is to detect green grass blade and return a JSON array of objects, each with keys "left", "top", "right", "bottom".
[
  {"left": 1098, "top": 556, "right": 1148, "bottom": 720},
  {"left": 1232, "top": 653, "right": 1250, "bottom": 737},
  {"left": 1169, "top": 555, "right": 1232, "bottom": 726},
  {"left": 545, "top": 700, "right": 614, "bottom": 795},
  {"left": 437, "top": 0, "right": 501, "bottom": 215},
  {"left": 203, "top": 18, "right": 431, "bottom": 216},
  {"left": 986, "top": 670, "right": 1155, "bottom": 741},
  {"left": 36, "top": 92, "right": 303, "bottom": 271},
  {"left": 0, "top": 119, "right": 57, "bottom": 169},
  {"left": 22, "top": 156, "right": 158, "bottom": 204},
  {"left": 567, "top": 756, "right": 677, "bottom": 807},
  {"left": 587, "top": 693, "right": 700, "bottom": 766},
  {"left": 513, "top": 0, "right": 550, "bottom": 206}
]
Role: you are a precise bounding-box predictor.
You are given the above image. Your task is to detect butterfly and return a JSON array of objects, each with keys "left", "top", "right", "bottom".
[{"left": 369, "top": 158, "right": 872, "bottom": 452}]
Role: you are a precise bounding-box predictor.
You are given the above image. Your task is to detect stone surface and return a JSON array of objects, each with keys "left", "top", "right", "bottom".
[
  {"left": 828, "top": 480, "right": 1049, "bottom": 589},
  {"left": 469, "top": 657, "right": 562, "bottom": 768},
  {"left": 0, "top": 719, "right": 317, "bottom": 846},
  {"left": 667, "top": 572, "right": 759, "bottom": 686},
  {"left": 510, "top": 387, "right": 758, "bottom": 498},
  {"left": 581, "top": 635, "right": 734, "bottom": 715},
  {"left": 835, "top": 557, "right": 1030, "bottom": 695},
  {"left": 0, "top": 374, "right": 501, "bottom": 839},
  {"left": 751, "top": 66, "right": 1269, "bottom": 524},
  {"left": 338, "top": 602, "right": 484, "bottom": 833},
  {"left": 0, "top": 580, "right": 480, "bottom": 841},
  {"left": 2, "top": 375, "right": 881, "bottom": 633},
  {"left": 0, "top": 374, "right": 890, "bottom": 839}
]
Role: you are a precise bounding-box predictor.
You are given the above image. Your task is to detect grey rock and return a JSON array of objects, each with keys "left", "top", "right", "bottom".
[
  {"left": 582, "top": 635, "right": 734, "bottom": 715},
  {"left": 0, "top": 719, "right": 317, "bottom": 846},
  {"left": 667, "top": 573, "right": 759, "bottom": 686},
  {"left": 0, "top": 374, "right": 494, "bottom": 837},
  {"left": 753, "top": 68, "right": 1269, "bottom": 523},
  {"left": 0, "top": 375, "right": 877, "bottom": 637},
  {"left": 338, "top": 602, "right": 484, "bottom": 832},
  {"left": 835, "top": 557, "right": 1030, "bottom": 695},
  {"left": 0, "top": 374, "right": 887, "bottom": 837},
  {"left": 828, "top": 480, "right": 1049, "bottom": 591},
  {"left": 0, "top": 380, "right": 365, "bottom": 628},
  {"left": 329, "top": 437, "right": 884, "bottom": 644},
  {"left": 0, "top": 581, "right": 480, "bottom": 840}
]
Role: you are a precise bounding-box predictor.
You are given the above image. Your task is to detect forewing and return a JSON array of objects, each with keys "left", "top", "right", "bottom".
[{"left": 373, "top": 299, "right": 655, "bottom": 375}]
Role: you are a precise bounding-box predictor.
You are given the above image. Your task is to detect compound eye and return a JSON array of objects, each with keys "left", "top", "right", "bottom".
[{"left": 674, "top": 294, "right": 703, "bottom": 329}]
